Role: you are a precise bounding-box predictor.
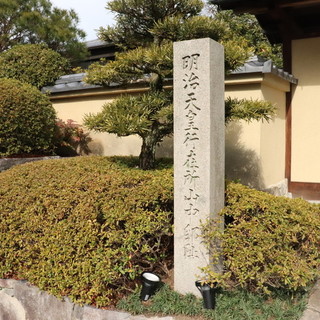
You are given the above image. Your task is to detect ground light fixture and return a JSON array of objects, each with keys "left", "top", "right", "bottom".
[
  {"left": 195, "top": 280, "right": 217, "bottom": 309},
  {"left": 140, "top": 272, "right": 161, "bottom": 301}
]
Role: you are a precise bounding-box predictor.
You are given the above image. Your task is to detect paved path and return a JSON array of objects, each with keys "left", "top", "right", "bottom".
[{"left": 300, "top": 280, "right": 320, "bottom": 320}]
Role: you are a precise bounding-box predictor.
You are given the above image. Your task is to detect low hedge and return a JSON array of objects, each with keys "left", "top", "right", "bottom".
[
  {"left": 0, "top": 156, "right": 173, "bottom": 306},
  {"left": 2, "top": 158, "right": 320, "bottom": 306},
  {"left": 202, "top": 182, "right": 320, "bottom": 294}
]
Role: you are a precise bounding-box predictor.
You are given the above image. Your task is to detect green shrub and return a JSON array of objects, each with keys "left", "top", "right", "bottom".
[
  {"left": 0, "top": 78, "right": 56, "bottom": 156},
  {"left": 0, "top": 156, "right": 173, "bottom": 306},
  {"left": 0, "top": 44, "right": 69, "bottom": 89},
  {"left": 202, "top": 182, "right": 320, "bottom": 294}
]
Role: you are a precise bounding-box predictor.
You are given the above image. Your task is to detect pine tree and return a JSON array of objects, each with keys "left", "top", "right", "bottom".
[
  {"left": 0, "top": 0, "right": 86, "bottom": 62},
  {"left": 212, "top": 8, "right": 283, "bottom": 67},
  {"left": 84, "top": 0, "right": 275, "bottom": 170}
]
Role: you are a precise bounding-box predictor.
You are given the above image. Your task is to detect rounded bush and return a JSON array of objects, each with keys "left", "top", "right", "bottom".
[
  {"left": 0, "top": 78, "right": 56, "bottom": 156},
  {"left": 0, "top": 156, "right": 173, "bottom": 306},
  {"left": 202, "top": 182, "right": 320, "bottom": 294},
  {"left": 0, "top": 44, "right": 69, "bottom": 89}
]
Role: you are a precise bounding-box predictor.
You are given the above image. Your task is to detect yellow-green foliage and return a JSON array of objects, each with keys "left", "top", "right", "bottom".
[
  {"left": 0, "top": 156, "right": 173, "bottom": 306},
  {"left": 202, "top": 182, "right": 320, "bottom": 294}
]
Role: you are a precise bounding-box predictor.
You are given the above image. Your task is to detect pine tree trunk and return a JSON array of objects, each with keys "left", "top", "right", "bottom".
[
  {"left": 139, "top": 73, "right": 162, "bottom": 170},
  {"left": 139, "top": 133, "right": 158, "bottom": 170}
]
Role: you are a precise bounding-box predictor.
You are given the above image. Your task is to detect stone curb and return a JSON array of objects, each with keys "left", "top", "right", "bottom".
[
  {"left": 1, "top": 278, "right": 318, "bottom": 319},
  {"left": 300, "top": 280, "right": 320, "bottom": 320},
  {"left": 0, "top": 279, "right": 174, "bottom": 320},
  {"left": 0, "top": 156, "right": 60, "bottom": 172}
]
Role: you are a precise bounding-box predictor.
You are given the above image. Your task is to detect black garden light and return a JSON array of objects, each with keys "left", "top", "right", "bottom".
[
  {"left": 195, "top": 280, "right": 217, "bottom": 309},
  {"left": 140, "top": 272, "right": 161, "bottom": 301}
]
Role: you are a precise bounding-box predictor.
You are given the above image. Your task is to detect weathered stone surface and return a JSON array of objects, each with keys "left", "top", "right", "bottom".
[
  {"left": 306, "top": 280, "right": 320, "bottom": 314},
  {"left": 173, "top": 38, "right": 225, "bottom": 296},
  {"left": 130, "top": 317, "right": 173, "bottom": 320},
  {"left": 12, "top": 281, "right": 74, "bottom": 320},
  {"left": 0, "top": 278, "right": 18, "bottom": 289},
  {"left": 263, "top": 179, "right": 289, "bottom": 197},
  {"left": 0, "top": 156, "right": 60, "bottom": 172},
  {"left": 300, "top": 309, "right": 320, "bottom": 320},
  {"left": 0, "top": 291, "right": 26, "bottom": 320},
  {"left": 83, "top": 306, "right": 131, "bottom": 320},
  {"left": 71, "top": 302, "right": 84, "bottom": 320},
  {"left": 0, "top": 279, "right": 175, "bottom": 320}
]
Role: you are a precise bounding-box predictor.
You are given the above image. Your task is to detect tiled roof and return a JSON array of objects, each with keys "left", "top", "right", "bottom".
[
  {"left": 86, "top": 39, "right": 112, "bottom": 49},
  {"left": 232, "top": 56, "right": 298, "bottom": 84},
  {"left": 42, "top": 73, "right": 100, "bottom": 94},
  {"left": 42, "top": 57, "right": 297, "bottom": 94}
]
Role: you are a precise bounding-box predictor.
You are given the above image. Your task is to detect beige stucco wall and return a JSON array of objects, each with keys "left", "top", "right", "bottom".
[
  {"left": 260, "top": 75, "right": 287, "bottom": 187},
  {"left": 51, "top": 74, "right": 288, "bottom": 189},
  {"left": 52, "top": 89, "right": 142, "bottom": 156},
  {"left": 291, "top": 37, "right": 320, "bottom": 183},
  {"left": 225, "top": 83, "right": 264, "bottom": 188},
  {"left": 225, "top": 75, "right": 288, "bottom": 189}
]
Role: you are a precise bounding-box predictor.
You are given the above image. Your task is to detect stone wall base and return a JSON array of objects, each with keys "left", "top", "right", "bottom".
[
  {"left": 0, "top": 156, "right": 60, "bottom": 172},
  {"left": 0, "top": 279, "right": 173, "bottom": 320},
  {"left": 263, "top": 179, "right": 291, "bottom": 198}
]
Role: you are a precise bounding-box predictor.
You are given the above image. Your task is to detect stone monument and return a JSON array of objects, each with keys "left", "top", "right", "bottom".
[{"left": 173, "top": 38, "right": 225, "bottom": 296}]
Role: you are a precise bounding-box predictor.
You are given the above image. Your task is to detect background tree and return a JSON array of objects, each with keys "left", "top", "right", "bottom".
[
  {"left": 0, "top": 0, "right": 87, "bottom": 62},
  {"left": 0, "top": 44, "right": 69, "bottom": 89},
  {"left": 212, "top": 8, "right": 282, "bottom": 67},
  {"left": 0, "top": 78, "right": 56, "bottom": 156},
  {"left": 84, "top": 0, "right": 275, "bottom": 170}
]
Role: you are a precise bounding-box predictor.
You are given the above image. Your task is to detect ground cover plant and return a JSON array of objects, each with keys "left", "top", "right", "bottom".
[
  {"left": 0, "top": 156, "right": 173, "bottom": 306},
  {"left": 117, "top": 283, "right": 308, "bottom": 320}
]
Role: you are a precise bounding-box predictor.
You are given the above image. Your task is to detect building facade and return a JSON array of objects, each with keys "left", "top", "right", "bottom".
[
  {"left": 213, "top": 0, "right": 320, "bottom": 200},
  {"left": 45, "top": 57, "right": 296, "bottom": 197}
]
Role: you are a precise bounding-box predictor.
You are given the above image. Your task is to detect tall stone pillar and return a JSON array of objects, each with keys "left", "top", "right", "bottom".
[{"left": 173, "top": 38, "right": 225, "bottom": 296}]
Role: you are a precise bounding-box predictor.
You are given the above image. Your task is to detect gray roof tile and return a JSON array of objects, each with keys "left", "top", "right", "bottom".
[{"left": 43, "top": 56, "right": 297, "bottom": 94}]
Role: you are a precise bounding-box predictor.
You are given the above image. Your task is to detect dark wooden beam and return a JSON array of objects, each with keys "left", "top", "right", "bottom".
[
  {"left": 278, "top": 9, "right": 303, "bottom": 40},
  {"left": 227, "top": 5, "right": 269, "bottom": 14},
  {"left": 216, "top": 0, "right": 320, "bottom": 14},
  {"left": 213, "top": 0, "right": 271, "bottom": 14},
  {"left": 283, "top": 37, "right": 292, "bottom": 183},
  {"left": 280, "top": 0, "right": 320, "bottom": 9},
  {"left": 290, "top": 182, "right": 320, "bottom": 200}
]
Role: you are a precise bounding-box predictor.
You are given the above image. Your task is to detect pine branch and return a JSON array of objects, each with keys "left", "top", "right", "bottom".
[
  {"left": 85, "top": 43, "right": 173, "bottom": 86},
  {"left": 83, "top": 91, "right": 172, "bottom": 137},
  {"left": 225, "top": 97, "right": 276, "bottom": 123}
]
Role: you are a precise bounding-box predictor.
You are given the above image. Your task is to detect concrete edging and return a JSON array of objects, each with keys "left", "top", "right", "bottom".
[
  {"left": 0, "top": 279, "right": 174, "bottom": 320},
  {"left": 0, "top": 156, "right": 60, "bottom": 172},
  {"left": 300, "top": 280, "right": 320, "bottom": 320},
  {"left": 0, "top": 277, "right": 317, "bottom": 319}
]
